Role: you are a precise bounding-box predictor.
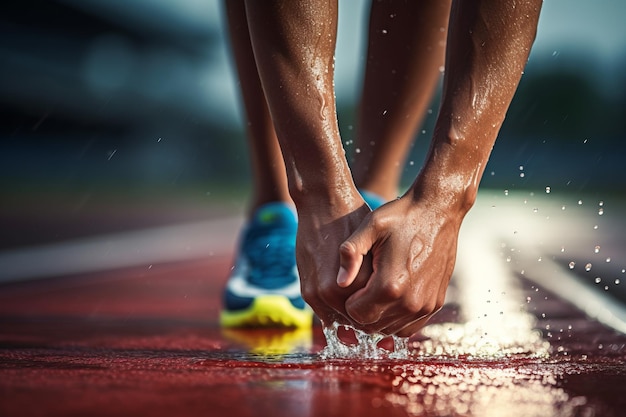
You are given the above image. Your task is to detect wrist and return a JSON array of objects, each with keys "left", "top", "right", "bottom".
[
  {"left": 408, "top": 137, "right": 484, "bottom": 217},
  {"left": 287, "top": 160, "right": 361, "bottom": 212}
]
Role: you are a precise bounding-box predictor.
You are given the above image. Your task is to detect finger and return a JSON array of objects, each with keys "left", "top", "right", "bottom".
[
  {"left": 336, "top": 222, "right": 377, "bottom": 288},
  {"left": 393, "top": 314, "right": 433, "bottom": 338},
  {"left": 343, "top": 270, "right": 391, "bottom": 326}
]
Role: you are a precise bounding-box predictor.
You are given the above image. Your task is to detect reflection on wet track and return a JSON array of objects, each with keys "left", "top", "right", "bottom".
[{"left": 1, "top": 191, "right": 625, "bottom": 416}]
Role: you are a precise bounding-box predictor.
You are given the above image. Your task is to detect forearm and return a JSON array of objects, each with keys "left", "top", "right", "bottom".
[
  {"left": 244, "top": 0, "right": 355, "bottom": 207},
  {"left": 410, "top": 0, "right": 541, "bottom": 213}
]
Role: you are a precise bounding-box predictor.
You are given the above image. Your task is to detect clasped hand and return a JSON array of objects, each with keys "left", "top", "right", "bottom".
[{"left": 297, "top": 193, "right": 463, "bottom": 338}]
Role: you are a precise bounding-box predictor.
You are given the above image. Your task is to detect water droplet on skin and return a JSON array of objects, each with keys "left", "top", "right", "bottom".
[{"left": 585, "top": 263, "right": 592, "bottom": 272}]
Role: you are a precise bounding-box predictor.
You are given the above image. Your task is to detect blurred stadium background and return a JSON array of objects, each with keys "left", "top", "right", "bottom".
[{"left": 1, "top": 0, "right": 625, "bottom": 249}]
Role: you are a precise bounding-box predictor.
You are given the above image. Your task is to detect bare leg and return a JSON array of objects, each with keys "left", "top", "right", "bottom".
[
  {"left": 353, "top": 0, "right": 452, "bottom": 201},
  {"left": 223, "top": 0, "right": 291, "bottom": 216}
]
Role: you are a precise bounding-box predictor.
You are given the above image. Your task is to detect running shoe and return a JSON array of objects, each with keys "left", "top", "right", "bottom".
[
  {"left": 220, "top": 202, "right": 313, "bottom": 328},
  {"left": 359, "top": 189, "right": 386, "bottom": 210}
]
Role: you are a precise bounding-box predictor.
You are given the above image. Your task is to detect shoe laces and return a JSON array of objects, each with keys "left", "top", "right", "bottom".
[{"left": 243, "top": 225, "right": 296, "bottom": 289}]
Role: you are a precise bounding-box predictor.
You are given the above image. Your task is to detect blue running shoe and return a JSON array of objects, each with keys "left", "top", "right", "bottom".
[
  {"left": 221, "top": 203, "right": 313, "bottom": 328},
  {"left": 359, "top": 189, "right": 386, "bottom": 210}
]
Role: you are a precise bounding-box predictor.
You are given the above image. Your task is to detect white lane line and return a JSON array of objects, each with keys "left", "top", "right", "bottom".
[
  {"left": 467, "top": 190, "right": 626, "bottom": 335},
  {"left": 0, "top": 217, "right": 243, "bottom": 283}
]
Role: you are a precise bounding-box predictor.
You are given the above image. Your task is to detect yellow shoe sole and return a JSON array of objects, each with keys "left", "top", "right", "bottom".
[{"left": 220, "top": 295, "right": 313, "bottom": 328}]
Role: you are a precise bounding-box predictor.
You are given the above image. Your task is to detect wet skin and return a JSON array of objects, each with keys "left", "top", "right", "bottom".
[{"left": 241, "top": 0, "right": 542, "bottom": 336}]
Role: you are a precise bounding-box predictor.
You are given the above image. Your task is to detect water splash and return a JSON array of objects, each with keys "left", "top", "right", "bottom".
[{"left": 320, "top": 322, "right": 410, "bottom": 360}]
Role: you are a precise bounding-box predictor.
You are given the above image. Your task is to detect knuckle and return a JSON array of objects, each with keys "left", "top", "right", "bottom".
[
  {"left": 379, "top": 280, "right": 404, "bottom": 300},
  {"left": 403, "top": 296, "right": 437, "bottom": 318},
  {"left": 369, "top": 212, "right": 388, "bottom": 232},
  {"left": 339, "top": 240, "right": 355, "bottom": 256},
  {"left": 300, "top": 285, "right": 317, "bottom": 305}
]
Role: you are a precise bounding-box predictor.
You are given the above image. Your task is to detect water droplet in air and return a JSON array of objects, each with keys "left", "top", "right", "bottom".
[
  {"left": 615, "top": 279, "right": 621, "bottom": 285},
  {"left": 595, "top": 277, "right": 602, "bottom": 284},
  {"left": 604, "top": 285, "right": 609, "bottom": 291},
  {"left": 568, "top": 262, "right": 575, "bottom": 269},
  {"left": 598, "top": 208, "right": 604, "bottom": 215},
  {"left": 598, "top": 201, "right": 604, "bottom": 206},
  {"left": 606, "top": 257, "right": 611, "bottom": 263},
  {"left": 504, "top": 189, "right": 509, "bottom": 196},
  {"left": 526, "top": 296, "right": 531, "bottom": 303},
  {"left": 585, "top": 263, "right": 592, "bottom": 271},
  {"left": 545, "top": 186, "right": 551, "bottom": 194},
  {"left": 355, "top": 148, "right": 361, "bottom": 154},
  {"left": 594, "top": 245, "right": 601, "bottom": 253},
  {"left": 381, "top": 29, "right": 388, "bottom": 34},
  {"left": 578, "top": 200, "right": 583, "bottom": 205}
]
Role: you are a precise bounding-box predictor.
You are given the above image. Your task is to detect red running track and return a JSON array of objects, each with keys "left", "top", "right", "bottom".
[{"left": 1, "top": 253, "right": 626, "bottom": 416}]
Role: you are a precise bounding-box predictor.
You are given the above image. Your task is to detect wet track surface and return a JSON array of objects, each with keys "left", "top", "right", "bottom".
[{"left": 1, "top": 191, "right": 626, "bottom": 416}]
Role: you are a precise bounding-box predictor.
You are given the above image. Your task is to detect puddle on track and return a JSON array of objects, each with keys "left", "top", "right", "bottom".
[{"left": 200, "top": 327, "right": 626, "bottom": 417}]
